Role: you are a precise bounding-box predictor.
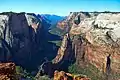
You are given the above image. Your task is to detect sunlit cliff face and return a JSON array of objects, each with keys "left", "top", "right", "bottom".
[
  {"left": 57, "top": 12, "right": 120, "bottom": 73},
  {"left": 25, "top": 14, "right": 41, "bottom": 32}
]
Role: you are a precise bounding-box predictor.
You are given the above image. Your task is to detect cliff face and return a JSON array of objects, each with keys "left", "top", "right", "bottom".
[
  {"left": 52, "top": 33, "right": 74, "bottom": 64},
  {"left": 57, "top": 12, "right": 89, "bottom": 32},
  {"left": 36, "top": 33, "right": 75, "bottom": 77},
  {"left": 58, "top": 12, "right": 120, "bottom": 73},
  {"left": 0, "top": 12, "right": 46, "bottom": 70}
]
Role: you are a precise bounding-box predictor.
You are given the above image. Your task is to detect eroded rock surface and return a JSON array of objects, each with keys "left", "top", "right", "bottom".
[
  {"left": 52, "top": 33, "right": 74, "bottom": 64},
  {"left": 37, "top": 12, "right": 120, "bottom": 78},
  {"left": 36, "top": 33, "right": 75, "bottom": 77},
  {"left": 54, "top": 70, "right": 90, "bottom": 80},
  {"left": 0, "top": 62, "right": 17, "bottom": 80},
  {"left": 58, "top": 12, "right": 120, "bottom": 74}
]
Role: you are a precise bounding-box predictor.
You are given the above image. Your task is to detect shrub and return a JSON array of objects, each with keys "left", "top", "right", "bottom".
[
  {"left": 16, "top": 66, "right": 24, "bottom": 75},
  {"left": 16, "top": 66, "right": 35, "bottom": 80},
  {"left": 48, "top": 41, "right": 62, "bottom": 47},
  {"left": 68, "top": 64, "right": 79, "bottom": 74},
  {"left": 36, "top": 75, "right": 53, "bottom": 80}
]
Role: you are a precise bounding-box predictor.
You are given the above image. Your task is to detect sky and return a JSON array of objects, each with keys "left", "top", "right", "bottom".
[{"left": 0, "top": 0, "right": 120, "bottom": 16}]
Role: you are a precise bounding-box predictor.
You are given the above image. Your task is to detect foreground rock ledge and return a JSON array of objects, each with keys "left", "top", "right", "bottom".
[
  {"left": 54, "top": 70, "right": 90, "bottom": 80},
  {"left": 0, "top": 62, "right": 17, "bottom": 80}
]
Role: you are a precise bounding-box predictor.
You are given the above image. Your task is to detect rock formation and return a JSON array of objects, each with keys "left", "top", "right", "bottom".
[
  {"left": 36, "top": 33, "right": 75, "bottom": 77},
  {"left": 0, "top": 12, "right": 64, "bottom": 78},
  {"left": 37, "top": 12, "right": 120, "bottom": 78},
  {"left": 58, "top": 12, "right": 120, "bottom": 75},
  {"left": 0, "top": 12, "right": 47, "bottom": 70},
  {"left": 52, "top": 33, "right": 74, "bottom": 64},
  {"left": 0, "top": 62, "right": 17, "bottom": 80},
  {"left": 53, "top": 70, "right": 90, "bottom": 80},
  {"left": 1, "top": 11, "right": 120, "bottom": 79}
]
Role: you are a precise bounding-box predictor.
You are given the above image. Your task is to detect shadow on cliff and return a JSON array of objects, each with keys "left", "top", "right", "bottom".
[
  {"left": 0, "top": 12, "right": 62, "bottom": 73},
  {"left": 36, "top": 33, "right": 76, "bottom": 77},
  {"left": 24, "top": 14, "right": 62, "bottom": 71},
  {"left": 0, "top": 12, "right": 76, "bottom": 76}
]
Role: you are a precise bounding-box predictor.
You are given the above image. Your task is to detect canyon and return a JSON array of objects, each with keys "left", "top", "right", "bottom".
[{"left": 0, "top": 12, "right": 120, "bottom": 80}]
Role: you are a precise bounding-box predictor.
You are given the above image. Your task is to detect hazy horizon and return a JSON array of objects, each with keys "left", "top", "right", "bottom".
[{"left": 0, "top": 0, "right": 120, "bottom": 16}]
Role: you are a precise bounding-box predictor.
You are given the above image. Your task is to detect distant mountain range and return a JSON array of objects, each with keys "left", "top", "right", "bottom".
[{"left": 41, "top": 14, "right": 66, "bottom": 25}]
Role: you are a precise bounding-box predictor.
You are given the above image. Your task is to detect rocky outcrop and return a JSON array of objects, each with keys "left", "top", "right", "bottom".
[
  {"left": 54, "top": 70, "right": 90, "bottom": 80},
  {"left": 0, "top": 12, "right": 47, "bottom": 70},
  {"left": 52, "top": 33, "right": 74, "bottom": 64},
  {"left": 0, "top": 62, "right": 17, "bottom": 80},
  {"left": 57, "top": 12, "right": 90, "bottom": 32}
]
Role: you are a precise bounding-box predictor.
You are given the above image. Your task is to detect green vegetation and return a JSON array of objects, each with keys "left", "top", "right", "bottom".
[
  {"left": 49, "top": 27, "right": 66, "bottom": 37},
  {"left": 36, "top": 75, "right": 53, "bottom": 80},
  {"left": 48, "top": 25, "right": 64, "bottom": 47},
  {"left": 16, "top": 66, "right": 35, "bottom": 80},
  {"left": 68, "top": 63, "right": 120, "bottom": 80},
  {"left": 68, "top": 63, "right": 105, "bottom": 80},
  {"left": 16, "top": 66, "right": 24, "bottom": 75},
  {"left": 16, "top": 66, "right": 54, "bottom": 80},
  {"left": 48, "top": 41, "right": 62, "bottom": 47}
]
